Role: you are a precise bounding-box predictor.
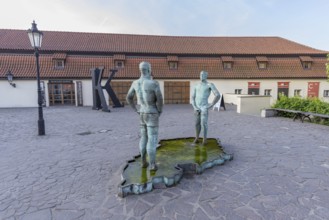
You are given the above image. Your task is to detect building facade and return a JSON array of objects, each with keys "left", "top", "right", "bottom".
[{"left": 0, "top": 29, "right": 328, "bottom": 108}]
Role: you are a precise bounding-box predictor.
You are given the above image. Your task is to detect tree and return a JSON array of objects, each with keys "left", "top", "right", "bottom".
[{"left": 327, "top": 54, "right": 329, "bottom": 81}]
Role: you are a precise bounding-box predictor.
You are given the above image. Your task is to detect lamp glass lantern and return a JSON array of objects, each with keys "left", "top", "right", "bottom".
[
  {"left": 27, "top": 21, "right": 43, "bottom": 48},
  {"left": 5, "top": 70, "right": 16, "bottom": 87},
  {"left": 6, "top": 70, "right": 13, "bottom": 83}
]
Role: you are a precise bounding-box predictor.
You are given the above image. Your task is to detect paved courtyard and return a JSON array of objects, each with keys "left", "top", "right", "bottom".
[{"left": 0, "top": 104, "right": 329, "bottom": 220}]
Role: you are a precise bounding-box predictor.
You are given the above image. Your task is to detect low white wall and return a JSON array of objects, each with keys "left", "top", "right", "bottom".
[
  {"left": 223, "top": 93, "right": 241, "bottom": 105},
  {"left": 209, "top": 79, "right": 329, "bottom": 104},
  {"left": 237, "top": 95, "right": 271, "bottom": 116}
]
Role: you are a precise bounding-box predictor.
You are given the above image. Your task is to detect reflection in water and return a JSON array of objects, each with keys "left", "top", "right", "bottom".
[
  {"left": 120, "top": 138, "right": 232, "bottom": 197},
  {"left": 140, "top": 167, "right": 157, "bottom": 184},
  {"left": 124, "top": 138, "right": 223, "bottom": 185},
  {"left": 194, "top": 146, "right": 208, "bottom": 165},
  {"left": 140, "top": 168, "right": 148, "bottom": 183}
]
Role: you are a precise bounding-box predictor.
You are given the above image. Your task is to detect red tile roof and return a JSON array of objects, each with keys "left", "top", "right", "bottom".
[
  {"left": 221, "top": 56, "right": 234, "bottom": 62},
  {"left": 256, "top": 56, "right": 268, "bottom": 62},
  {"left": 113, "top": 54, "right": 126, "bottom": 60},
  {"left": 299, "top": 56, "right": 313, "bottom": 62},
  {"left": 0, "top": 29, "right": 327, "bottom": 80},
  {"left": 52, "top": 53, "right": 67, "bottom": 60},
  {"left": 167, "top": 56, "right": 179, "bottom": 62},
  {"left": 1, "top": 54, "right": 327, "bottom": 80},
  {"left": 0, "top": 29, "right": 327, "bottom": 55}
]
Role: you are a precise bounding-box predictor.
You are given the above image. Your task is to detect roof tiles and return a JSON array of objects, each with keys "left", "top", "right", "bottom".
[
  {"left": 0, "top": 29, "right": 327, "bottom": 55},
  {"left": 52, "top": 53, "right": 67, "bottom": 60},
  {"left": 256, "top": 56, "right": 268, "bottom": 62},
  {"left": 0, "top": 29, "right": 327, "bottom": 80},
  {"left": 299, "top": 56, "right": 313, "bottom": 62},
  {"left": 1, "top": 54, "right": 327, "bottom": 80}
]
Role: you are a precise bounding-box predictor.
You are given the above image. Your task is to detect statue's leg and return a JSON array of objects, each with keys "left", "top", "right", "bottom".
[
  {"left": 147, "top": 126, "right": 159, "bottom": 171},
  {"left": 193, "top": 111, "right": 201, "bottom": 144},
  {"left": 201, "top": 110, "right": 208, "bottom": 145},
  {"left": 139, "top": 115, "right": 148, "bottom": 168}
]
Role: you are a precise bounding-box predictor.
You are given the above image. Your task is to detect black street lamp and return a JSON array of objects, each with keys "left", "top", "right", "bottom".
[
  {"left": 27, "top": 20, "right": 45, "bottom": 135},
  {"left": 5, "top": 70, "right": 16, "bottom": 88}
]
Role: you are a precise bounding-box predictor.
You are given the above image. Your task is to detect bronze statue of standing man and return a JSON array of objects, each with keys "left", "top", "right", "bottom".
[
  {"left": 126, "top": 62, "right": 163, "bottom": 171},
  {"left": 191, "top": 71, "right": 221, "bottom": 145}
]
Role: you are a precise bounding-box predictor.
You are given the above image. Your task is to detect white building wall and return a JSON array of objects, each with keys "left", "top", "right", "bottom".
[
  {"left": 1, "top": 79, "right": 329, "bottom": 108},
  {"left": 0, "top": 80, "right": 38, "bottom": 108},
  {"left": 200, "top": 79, "right": 329, "bottom": 105},
  {"left": 75, "top": 79, "right": 112, "bottom": 107},
  {"left": 78, "top": 80, "right": 93, "bottom": 107},
  {"left": 319, "top": 80, "right": 329, "bottom": 102}
]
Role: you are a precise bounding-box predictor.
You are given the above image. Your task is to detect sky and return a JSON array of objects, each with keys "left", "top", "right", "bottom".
[{"left": 1, "top": 0, "right": 328, "bottom": 51}]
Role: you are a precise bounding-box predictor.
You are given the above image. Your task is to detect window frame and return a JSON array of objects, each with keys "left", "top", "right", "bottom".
[
  {"left": 223, "top": 62, "right": 232, "bottom": 70},
  {"left": 264, "top": 89, "right": 271, "bottom": 96},
  {"left": 54, "top": 59, "right": 65, "bottom": 69},
  {"left": 294, "top": 89, "right": 302, "bottom": 97},
  {"left": 324, "top": 90, "right": 329, "bottom": 97},
  {"left": 258, "top": 62, "right": 267, "bottom": 69},
  {"left": 168, "top": 61, "right": 178, "bottom": 70},
  {"left": 234, "top": 89, "right": 242, "bottom": 94},
  {"left": 302, "top": 62, "right": 312, "bottom": 70},
  {"left": 115, "top": 60, "right": 125, "bottom": 68}
]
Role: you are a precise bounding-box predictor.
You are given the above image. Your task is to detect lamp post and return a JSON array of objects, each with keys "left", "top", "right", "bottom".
[{"left": 27, "top": 20, "right": 45, "bottom": 135}]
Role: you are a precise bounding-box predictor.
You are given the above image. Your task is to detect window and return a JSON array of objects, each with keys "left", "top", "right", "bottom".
[
  {"left": 169, "top": 62, "right": 178, "bottom": 70},
  {"left": 324, "top": 90, "right": 329, "bottom": 97},
  {"left": 302, "top": 62, "right": 312, "bottom": 69},
  {"left": 223, "top": 62, "right": 232, "bottom": 69},
  {"left": 235, "top": 89, "right": 242, "bottom": 94},
  {"left": 294, "top": 89, "right": 302, "bottom": 97},
  {"left": 258, "top": 62, "right": 267, "bottom": 69},
  {"left": 115, "top": 61, "right": 124, "bottom": 68},
  {"left": 55, "top": 60, "right": 64, "bottom": 69},
  {"left": 264, "top": 89, "right": 271, "bottom": 96}
]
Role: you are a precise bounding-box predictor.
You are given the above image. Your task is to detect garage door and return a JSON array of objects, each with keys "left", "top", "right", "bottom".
[
  {"left": 109, "top": 81, "right": 134, "bottom": 106},
  {"left": 164, "top": 81, "right": 190, "bottom": 104}
]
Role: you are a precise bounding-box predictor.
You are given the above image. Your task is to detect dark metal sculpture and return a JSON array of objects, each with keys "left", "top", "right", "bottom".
[
  {"left": 220, "top": 95, "right": 226, "bottom": 110},
  {"left": 91, "top": 67, "right": 124, "bottom": 112}
]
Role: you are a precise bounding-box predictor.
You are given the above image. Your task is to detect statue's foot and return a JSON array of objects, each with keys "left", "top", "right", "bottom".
[
  {"left": 150, "top": 163, "right": 158, "bottom": 171},
  {"left": 141, "top": 161, "right": 149, "bottom": 168},
  {"left": 193, "top": 138, "right": 199, "bottom": 144}
]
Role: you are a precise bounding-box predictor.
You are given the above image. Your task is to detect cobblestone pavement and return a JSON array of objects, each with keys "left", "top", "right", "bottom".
[{"left": 0, "top": 104, "right": 329, "bottom": 220}]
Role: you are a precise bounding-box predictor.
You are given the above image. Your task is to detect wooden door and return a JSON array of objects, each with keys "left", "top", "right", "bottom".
[{"left": 48, "top": 83, "right": 75, "bottom": 105}]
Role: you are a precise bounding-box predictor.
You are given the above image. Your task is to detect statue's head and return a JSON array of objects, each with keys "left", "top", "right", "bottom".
[
  {"left": 200, "top": 71, "right": 208, "bottom": 81},
  {"left": 139, "top": 62, "right": 151, "bottom": 78}
]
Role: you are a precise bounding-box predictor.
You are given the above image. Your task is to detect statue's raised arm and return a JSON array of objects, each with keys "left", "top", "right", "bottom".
[
  {"left": 208, "top": 83, "right": 221, "bottom": 110},
  {"left": 154, "top": 81, "right": 163, "bottom": 115},
  {"left": 126, "top": 81, "right": 138, "bottom": 113}
]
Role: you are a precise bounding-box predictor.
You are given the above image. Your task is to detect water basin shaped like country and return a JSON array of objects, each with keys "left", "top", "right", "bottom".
[{"left": 119, "top": 137, "right": 233, "bottom": 197}]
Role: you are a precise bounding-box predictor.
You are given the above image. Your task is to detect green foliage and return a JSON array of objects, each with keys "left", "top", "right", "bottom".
[{"left": 272, "top": 95, "right": 329, "bottom": 125}]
